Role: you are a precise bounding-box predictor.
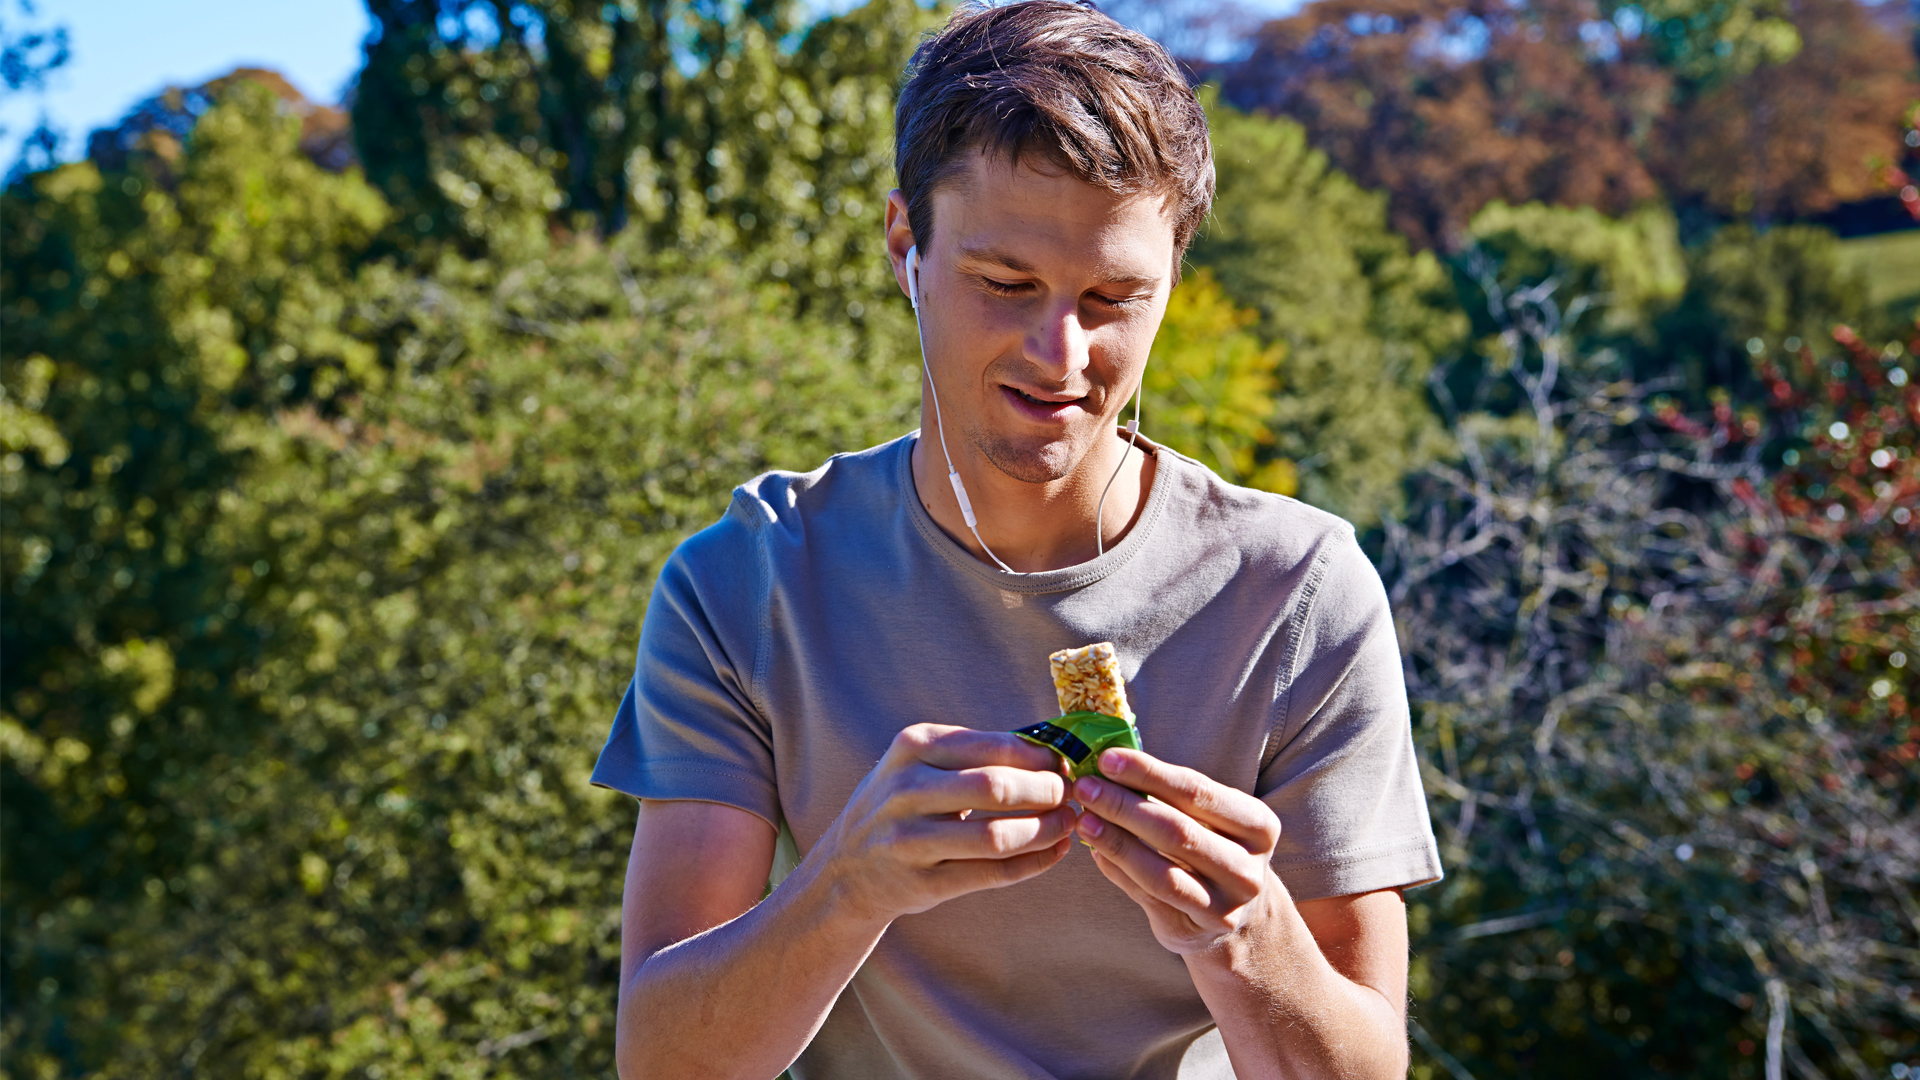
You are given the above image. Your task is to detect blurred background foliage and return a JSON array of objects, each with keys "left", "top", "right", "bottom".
[{"left": 0, "top": 0, "right": 1915, "bottom": 1075}]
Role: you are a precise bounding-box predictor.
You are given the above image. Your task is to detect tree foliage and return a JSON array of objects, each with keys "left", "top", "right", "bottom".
[
  {"left": 353, "top": 0, "right": 942, "bottom": 316},
  {"left": 1141, "top": 268, "right": 1293, "bottom": 493},
  {"left": 2, "top": 86, "right": 390, "bottom": 1024},
  {"left": 2, "top": 78, "right": 922, "bottom": 1075},
  {"left": 1387, "top": 265, "right": 1918, "bottom": 1079},
  {"left": 1652, "top": 0, "right": 1918, "bottom": 223},
  {"left": 1443, "top": 198, "right": 1884, "bottom": 425},
  {"left": 0, "top": 0, "right": 66, "bottom": 98},
  {"left": 1216, "top": 0, "right": 1913, "bottom": 248},
  {"left": 5, "top": 0, "right": 1918, "bottom": 1074},
  {"left": 1189, "top": 96, "right": 1464, "bottom": 523},
  {"left": 0, "top": 0, "right": 69, "bottom": 178}
]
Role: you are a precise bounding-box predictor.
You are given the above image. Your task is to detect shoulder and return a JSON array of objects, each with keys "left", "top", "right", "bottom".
[
  {"left": 661, "top": 434, "right": 909, "bottom": 589},
  {"left": 722, "top": 434, "right": 909, "bottom": 539},
  {"left": 1156, "top": 446, "right": 1371, "bottom": 586}
]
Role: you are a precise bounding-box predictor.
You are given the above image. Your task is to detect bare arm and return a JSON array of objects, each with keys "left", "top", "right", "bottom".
[
  {"left": 1185, "top": 888, "right": 1408, "bottom": 1080},
  {"left": 615, "top": 724, "right": 1077, "bottom": 1080},
  {"left": 1073, "top": 748, "right": 1410, "bottom": 1079},
  {"left": 616, "top": 800, "right": 868, "bottom": 1080}
]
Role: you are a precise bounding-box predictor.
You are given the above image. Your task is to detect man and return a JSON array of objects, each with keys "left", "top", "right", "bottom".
[{"left": 591, "top": 3, "right": 1441, "bottom": 1076}]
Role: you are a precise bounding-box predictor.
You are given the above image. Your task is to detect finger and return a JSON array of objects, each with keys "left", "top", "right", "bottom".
[
  {"left": 1075, "top": 812, "right": 1214, "bottom": 914},
  {"left": 1093, "top": 749, "right": 1280, "bottom": 851},
  {"left": 1074, "top": 776, "right": 1261, "bottom": 901},
  {"left": 1090, "top": 849, "right": 1197, "bottom": 930},
  {"left": 894, "top": 724, "right": 1064, "bottom": 774},
  {"left": 907, "top": 807, "right": 1077, "bottom": 860},
  {"left": 1088, "top": 848, "right": 1154, "bottom": 907},
  {"left": 898, "top": 762, "right": 1066, "bottom": 816},
  {"left": 923, "top": 837, "right": 1071, "bottom": 894},
  {"left": 1090, "top": 849, "right": 1190, "bottom": 914}
]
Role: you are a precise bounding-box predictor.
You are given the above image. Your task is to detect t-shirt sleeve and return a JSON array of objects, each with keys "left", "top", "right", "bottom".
[
  {"left": 1257, "top": 531, "right": 1442, "bottom": 902},
  {"left": 590, "top": 495, "right": 780, "bottom": 826}
]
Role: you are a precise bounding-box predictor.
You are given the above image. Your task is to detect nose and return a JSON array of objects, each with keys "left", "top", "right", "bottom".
[{"left": 1023, "top": 297, "right": 1091, "bottom": 382}]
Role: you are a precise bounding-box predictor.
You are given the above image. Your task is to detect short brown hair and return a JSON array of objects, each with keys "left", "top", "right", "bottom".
[{"left": 894, "top": 0, "right": 1214, "bottom": 264}]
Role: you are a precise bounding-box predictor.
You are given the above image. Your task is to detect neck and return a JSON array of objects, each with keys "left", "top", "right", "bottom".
[{"left": 910, "top": 416, "right": 1157, "bottom": 574}]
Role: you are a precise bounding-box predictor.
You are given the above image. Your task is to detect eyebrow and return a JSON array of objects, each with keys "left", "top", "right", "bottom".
[{"left": 957, "top": 244, "right": 1162, "bottom": 289}]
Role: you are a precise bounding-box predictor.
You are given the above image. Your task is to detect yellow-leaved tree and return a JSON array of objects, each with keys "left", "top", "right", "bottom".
[{"left": 1142, "top": 269, "right": 1295, "bottom": 496}]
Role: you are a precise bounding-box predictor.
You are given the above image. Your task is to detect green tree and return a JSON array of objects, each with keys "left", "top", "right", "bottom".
[
  {"left": 1448, "top": 201, "right": 1886, "bottom": 414},
  {"left": 3, "top": 66, "right": 926, "bottom": 1075},
  {"left": 352, "top": 0, "right": 943, "bottom": 317},
  {"left": 1187, "top": 95, "right": 1465, "bottom": 526},
  {"left": 1465, "top": 202, "right": 1688, "bottom": 342},
  {"left": 0, "top": 79, "right": 390, "bottom": 1076},
  {"left": 1441, "top": 201, "right": 1688, "bottom": 420},
  {"left": 1656, "top": 224, "right": 1881, "bottom": 398}
]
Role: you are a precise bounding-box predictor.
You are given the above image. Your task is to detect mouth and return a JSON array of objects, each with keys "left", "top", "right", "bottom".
[{"left": 1002, "top": 384, "right": 1087, "bottom": 423}]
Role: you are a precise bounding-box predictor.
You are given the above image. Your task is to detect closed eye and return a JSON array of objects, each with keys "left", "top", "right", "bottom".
[
  {"left": 979, "top": 277, "right": 1032, "bottom": 297},
  {"left": 980, "top": 278, "right": 1147, "bottom": 310}
]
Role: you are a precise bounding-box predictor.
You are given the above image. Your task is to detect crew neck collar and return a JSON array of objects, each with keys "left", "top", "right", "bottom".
[{"left": 897, "top": 431, "right": 1173, "bottom": 594}]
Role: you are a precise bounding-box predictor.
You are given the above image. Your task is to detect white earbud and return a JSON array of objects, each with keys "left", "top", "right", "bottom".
[{"left": 904, "top": 244, "right": 1145, "bottom": 571}]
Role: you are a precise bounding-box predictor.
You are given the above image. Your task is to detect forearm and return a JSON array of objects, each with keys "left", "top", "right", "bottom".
[
  {"left": 1185, "top": 874, "right": 1408, "bottom": 1080},
  {"left": 618, "top": 855, "right": 888, "bottom": 1080}
]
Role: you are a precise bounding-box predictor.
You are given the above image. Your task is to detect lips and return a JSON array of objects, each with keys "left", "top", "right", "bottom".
[{"left": 1002, "top": 384, "right": 1087, "bottom": 423}]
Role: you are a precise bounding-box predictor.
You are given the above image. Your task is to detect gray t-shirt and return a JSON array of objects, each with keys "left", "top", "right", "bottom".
[{"left": 593, "top": 433, "right": 1441, "bottom": 1079}]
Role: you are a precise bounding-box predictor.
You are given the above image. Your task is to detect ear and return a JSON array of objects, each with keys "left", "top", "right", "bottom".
[{"left": 884, "top": 189, "right": 918, "bottom": 307}]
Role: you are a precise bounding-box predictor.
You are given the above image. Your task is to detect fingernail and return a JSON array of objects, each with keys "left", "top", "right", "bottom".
[
  {"left": 1078, "top": 777, "right": 1102, "bottom": 803},
  {"left": 1080, "top": 814, "right": 1104, "bottom": 838},
  {"left": 1099, "top": 749, "right": 1124, "bottom": 774}
]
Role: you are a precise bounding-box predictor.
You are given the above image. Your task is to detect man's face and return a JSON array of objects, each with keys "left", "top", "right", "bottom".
[{"left": 893, "top": 152, "right": 1176, "bottom": 485}]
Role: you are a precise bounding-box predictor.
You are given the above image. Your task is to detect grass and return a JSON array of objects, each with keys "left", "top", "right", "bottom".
[{"left": 1836, "top": 228, "right": 1920, "bottom": 313}]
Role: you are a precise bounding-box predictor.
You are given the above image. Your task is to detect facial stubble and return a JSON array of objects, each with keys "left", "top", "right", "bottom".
[{"left": 961, "top": 357, "right": 1138, "bottom": 486}]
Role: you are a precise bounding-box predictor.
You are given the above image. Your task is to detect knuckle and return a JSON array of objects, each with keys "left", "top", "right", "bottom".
[
  {"left": 985, "top": 850, "right": 1032, "bottom": 885},
  {"left": 1152, "top": 864, "right": 1189, "bottom": 896},
  {"left": 1255, "top": 815, "right": 1282, "bottom": 849},
  {"left": 1227, "top": 865, "right": 1264, "bottom": 898},
  {"left": 980, "top": 770, "right": 1016, "bottom": 806},
  {"left": 1169, "top": 822, "right": 1210, "bottom": 863},
  {"left": 1175, "top": 772, "right": 1210, "bottom": 805},
  {"left": 983, "top": 818, "right": 1020, "bottom": 855},
  {"left": 888, "top": 728, "right": 925, "bottom": 758},
  {"left": 957, "top": 772, "right": 993, "bottom": 809},
  {"left": 1186, "top": 789, "right": 1219, "bottom": 820},
  {"left": 884, "top": 766, "right": 927, "bottom": 804}
]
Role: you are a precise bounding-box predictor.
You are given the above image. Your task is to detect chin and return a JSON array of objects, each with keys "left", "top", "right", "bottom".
[{"left": 972, "top": 429, "right": 1089, "bottom": 484}]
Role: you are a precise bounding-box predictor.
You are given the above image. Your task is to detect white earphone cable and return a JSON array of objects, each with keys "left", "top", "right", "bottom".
[
  {"left": 907, "top": 246, "right": 1143, "bottom": 574},
  {"left": 911, "top": 248, "right": 1020, "bottom": 574},
  {"left": 1093, "top": 384, "right": 1143, "bottom": 558}
]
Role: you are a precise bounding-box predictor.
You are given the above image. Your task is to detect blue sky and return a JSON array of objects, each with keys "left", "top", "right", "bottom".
[
  {"left": 0, "top": 1, "right": 374, "bottom": 164},
  {"left": 0, "top": 0, "right": 1303, "bottom": 169}
]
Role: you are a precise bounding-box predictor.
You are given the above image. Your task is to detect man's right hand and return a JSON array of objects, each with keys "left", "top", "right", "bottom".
[
  {"left": 811, "top": 722, "right": 1078, "bottom": 925},
  {"left": 616, "top": 724, "right": 1072, "bottom": 1079}
]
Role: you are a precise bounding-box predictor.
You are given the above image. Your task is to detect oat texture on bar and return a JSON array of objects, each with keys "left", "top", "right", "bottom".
[{"left": 1049, "top": 641, "right": 1133, "bottom": 722}]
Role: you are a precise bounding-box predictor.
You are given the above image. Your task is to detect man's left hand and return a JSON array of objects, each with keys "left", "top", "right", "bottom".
[{"left": 1072, "top": 747, "right": 1282, "bottom": 956}]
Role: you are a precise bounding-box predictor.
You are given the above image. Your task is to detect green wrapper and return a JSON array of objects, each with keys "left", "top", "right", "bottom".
[{"left": 1013, "top": 710, "right": 1142, "bottom": 780}]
